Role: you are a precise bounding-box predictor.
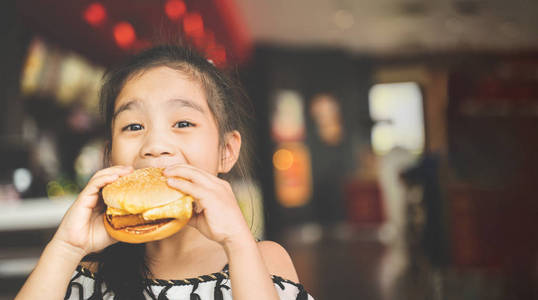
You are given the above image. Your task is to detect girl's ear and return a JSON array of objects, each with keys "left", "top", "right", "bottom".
[{"left": 219, "top": 130, "right": 242, "bottom": 173}]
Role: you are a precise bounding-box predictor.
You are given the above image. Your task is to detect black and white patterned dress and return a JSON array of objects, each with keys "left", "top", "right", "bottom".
[{"left": 65, "top": 265, "right": 314, "bottom": 300}]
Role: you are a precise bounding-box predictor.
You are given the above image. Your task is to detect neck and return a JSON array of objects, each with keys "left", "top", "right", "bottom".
[{"left": 144, "top": 226, "right": 226, "bottom": 279}]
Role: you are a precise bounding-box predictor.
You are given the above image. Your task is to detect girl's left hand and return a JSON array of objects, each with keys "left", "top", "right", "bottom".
[{"left": 163, "top": 164, "right": 251, "bottom": 246}]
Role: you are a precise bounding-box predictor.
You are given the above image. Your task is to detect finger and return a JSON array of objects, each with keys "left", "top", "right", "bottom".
[
  {"left": 94, "top": 197, "right": 107, "bottom": 213},
  {"left": 80, "top": 167, "right": 132, "bottom": 197},
  {"left": 92, "top": 165, "right": 133, "bottom": 178},
  {"left": 77, "top": 173, "right": 124, "bottom": 209},
  {"left": 193, "top": 199, "right": 203, "bottom": 214},
  {"left": 91, "top": 212, "right": 118, "bottom": 248},
  {"left": 82, "top": 166, "right": 133, "bottom": 195},
  {"left": 163, "top": 164, "right": 218, "bottom": 186},
  {"left": 83, "top": 173, "right": 121, "bottom": 194},
  {"left": 187, "top": 213, "right": 199, "bottom": 228},
  {"left": 166, "top": 177, "right": 207, "bottom": 202},
  {"left": 166, "top": 178, "right": 214, "bottom": 216}
]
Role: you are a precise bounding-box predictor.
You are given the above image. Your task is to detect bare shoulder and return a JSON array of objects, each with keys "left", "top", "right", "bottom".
[{"left": 258, "top": 240, "right": 299, "bottom": 282}]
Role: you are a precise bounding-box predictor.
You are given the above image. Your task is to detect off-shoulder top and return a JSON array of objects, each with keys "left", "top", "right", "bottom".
[{"left": 65, "top": 264, "right": 314, "bottom": 300}]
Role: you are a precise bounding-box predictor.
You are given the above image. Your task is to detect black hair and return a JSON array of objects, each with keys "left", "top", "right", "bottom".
[{"left": 84, "top": 44, "right": 254, "bottom": 300}]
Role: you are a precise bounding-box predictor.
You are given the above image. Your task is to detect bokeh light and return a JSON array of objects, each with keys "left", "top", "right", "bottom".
[
  {"left": 165, "top": 0, "right": 186, "bottom": 21},
  {"left": 113, "top": 22, "right": 136, "bottom": 49},
  {"left": 183, "top": 12, "right": 204, "bottom": 38},
  {"left": 273, "top": 148, "right": 294, "bottom": 171},
  {"left": 83, "top": 2, "right": 106, "bottom": 27}
]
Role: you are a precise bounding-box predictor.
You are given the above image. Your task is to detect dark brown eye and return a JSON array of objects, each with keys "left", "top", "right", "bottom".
[
  {"left": 174, "top": 121, "right": 194, "bottom": 128},
  {"left": 122, "top": 123, "right": 144, "bottom": 131}
]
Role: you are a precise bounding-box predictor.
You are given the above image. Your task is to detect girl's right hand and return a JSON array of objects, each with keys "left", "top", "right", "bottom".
[{"left": 51, "top": 165, "right": 133, "bottom": 256}]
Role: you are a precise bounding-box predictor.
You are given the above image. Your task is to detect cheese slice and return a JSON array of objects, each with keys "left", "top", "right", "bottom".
[
  {"left": 106, "top": 196, "right": 193, "bottom": 221},
  {"left": 106, "top": 206, "right": 130, "bottom": 216},
  {"left": 142, "top": 196, "right": 193, "bottom": 221}
]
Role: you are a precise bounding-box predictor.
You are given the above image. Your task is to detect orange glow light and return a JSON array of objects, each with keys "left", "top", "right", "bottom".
[
  {"left": 183, "top": 12, "right": 204, "bottom": 38},
  {"left": 83, "top": 2, "right": 106, "bottom": 26},
  {"left": 273, "top": 149, "right": 294, "bottom": 171},
  {"left": 165, "top": 0, "right": 186, "bottom": 21},
  {"left": 114, "top": 22, "right": 136, "bottom": 49},
  {"left": 273, "top": 143, "right": 312, "bottom": 208}
]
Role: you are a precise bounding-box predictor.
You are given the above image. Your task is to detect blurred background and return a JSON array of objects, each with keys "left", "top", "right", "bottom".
[{"left": 1, "top": 0, "right": 537, "bottom": 299}]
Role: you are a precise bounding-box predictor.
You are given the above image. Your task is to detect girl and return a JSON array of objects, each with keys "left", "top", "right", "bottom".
[{"left": 15, "top": 45, "right": 313, "bottom": 300}]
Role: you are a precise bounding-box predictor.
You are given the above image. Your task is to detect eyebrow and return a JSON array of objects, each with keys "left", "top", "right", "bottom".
[
  {"left": 112, "top": 100, "right": 140, "bottom": 121},
  {"left": 112, "top": 98, "right": 206, "bottom": 122},
  {"left": 168, "top": 98, "right": 206, "bottom": 114}
]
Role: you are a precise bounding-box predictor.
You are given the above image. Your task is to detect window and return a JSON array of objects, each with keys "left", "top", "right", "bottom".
[{"left": 368, "top": 82, "right": 425, "bottom": 155}]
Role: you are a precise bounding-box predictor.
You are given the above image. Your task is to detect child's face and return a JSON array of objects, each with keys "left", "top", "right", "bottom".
[{"left": 109, "top": 66, "right": 222, "bottom": 173}]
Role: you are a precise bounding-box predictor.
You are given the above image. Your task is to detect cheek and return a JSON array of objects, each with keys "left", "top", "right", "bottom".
[
  {"left": 109, "top": 137, "right": 135, "bottom": 165},
  {"left": 188, "top": 133, "right": 221, "bottom": 170}
]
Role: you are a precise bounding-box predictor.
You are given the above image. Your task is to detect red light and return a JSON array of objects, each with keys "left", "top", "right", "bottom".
[
  {"left": 189, "top": 30, "right": 214, "bottom": 53},
  {"left": 83, "top": 2, "right": 106, "bottom": 26},
  {"left": 183, "top": 12, "right": 204, "bottom": 38},
  {"left": 114, "top": 22, "right": 136, "bottom": 49},
  {"left": 204, "top": 30, "right": 216, "bottom": 48},
  {"left": 165, "top": 0, "right": 186, "bottom": 21}
]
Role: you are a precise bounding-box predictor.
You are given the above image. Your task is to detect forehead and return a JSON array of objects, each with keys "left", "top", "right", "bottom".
[{"left": 114, "top": 66, "right": 207, "bottom": 111}]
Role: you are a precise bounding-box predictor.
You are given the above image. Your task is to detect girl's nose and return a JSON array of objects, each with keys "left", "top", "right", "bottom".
[
  {"left": 144, "top": 148, "right": 172, "bottom": 157},
  {"left": 140, "top": 134, "right": 176, "bottom": 158}
]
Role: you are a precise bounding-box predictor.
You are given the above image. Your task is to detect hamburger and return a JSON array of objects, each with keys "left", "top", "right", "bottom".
[{"left": 102, "top": 167, "right": 193, "bottom": 243}]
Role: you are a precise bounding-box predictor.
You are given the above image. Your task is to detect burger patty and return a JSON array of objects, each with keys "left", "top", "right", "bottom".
[{"left": 106, "top": 214, "right": 173, "bottom": 230}]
